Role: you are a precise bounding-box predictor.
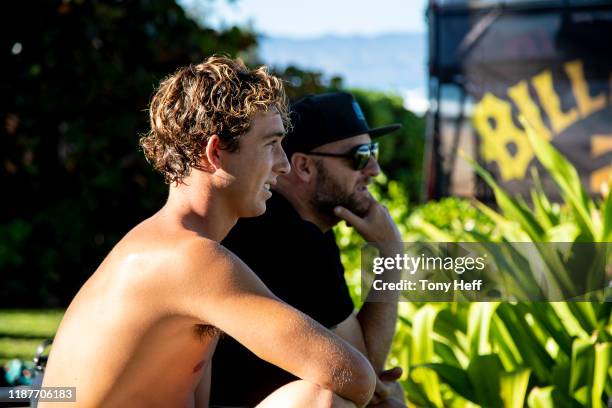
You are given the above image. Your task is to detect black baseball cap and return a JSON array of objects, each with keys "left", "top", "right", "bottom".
[{"left": 283, "top": 92, "right": 402, "bottom": 158}]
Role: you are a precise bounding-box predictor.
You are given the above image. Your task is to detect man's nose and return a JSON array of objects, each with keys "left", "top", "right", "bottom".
[
  {"left": 275, "top": 147, "right": 291, "bottom": 175},
  {"left": 362, "top": 156, "right": 380, "bottom": 177}
]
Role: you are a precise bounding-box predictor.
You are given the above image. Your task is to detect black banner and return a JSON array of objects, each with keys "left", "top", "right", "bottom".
[{"left": 430, "top": 2, "right": 612, "bottom": 198}]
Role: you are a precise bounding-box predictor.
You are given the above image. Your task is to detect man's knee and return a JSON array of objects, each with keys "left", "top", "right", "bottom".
[{"left": 256, "top": 380, "right": 355, "bottom": 408}]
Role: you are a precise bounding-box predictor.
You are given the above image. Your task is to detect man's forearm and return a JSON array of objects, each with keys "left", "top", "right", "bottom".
[
  {"left": 333, "top": 203, "right": 402, "bottom": 374},
  {"left": 357, "top": 246, "right": 401, "bottom": 373},
  {"left": 356, "top": 299, "right": 398, "bottom": 373}
]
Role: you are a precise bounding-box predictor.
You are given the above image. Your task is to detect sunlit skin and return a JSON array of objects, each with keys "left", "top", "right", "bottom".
[{"left": 40, "top": 112, "right": 376, "bottom": 408}]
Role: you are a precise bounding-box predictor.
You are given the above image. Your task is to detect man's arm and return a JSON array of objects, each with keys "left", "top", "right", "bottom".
[
  {"left": 178, "top": 240, "right": 376, "bottom": 408},
  {"left": 333, "top": 203, "right": 402, "bottom": 373},
  {"left": 194, "top": 358, "right": 212, "bottom": 408}
]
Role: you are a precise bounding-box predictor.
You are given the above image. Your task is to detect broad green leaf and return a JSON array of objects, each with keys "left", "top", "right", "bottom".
[
  {"left": 467, "top": 302, "right": 498, "bottom": 356},
  {"left": 401, "top": 376, "right": 438, "bottom": 408},
  {"left": 466, "top": 354, "right": 504, "bottom": 407},
  {"left": 500, "top": 368, "right": 531, "bottom": 408},
  {"left": 601, "top": 179, "right": 612, "bottom": 241},
  {"left": 410, "top": 305, "right": 444, "bottom": 407},
  {"left": 550, "top": 302, "right": 590, "bottom": 339},
  {"left": 490, "top": 315, "right": 523, "bottom": 370},
  {"left": 569, "top": 338, "right": 594, "bottom": 405},
  {"left": 420, "top": 363, "right": 476, "bottom": 403},
  {"left": 528, "top": 386, "right": 555, "bottom": 408},
  {"left": 568, "top": 302, "right": 598, "bottom": 335},
  {"left": 591, "top": 342, "right": 611, "bottom": 408}
]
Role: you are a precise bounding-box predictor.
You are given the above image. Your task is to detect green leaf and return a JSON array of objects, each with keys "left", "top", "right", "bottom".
[
  {"left": 490, "top": 314, "right": 523, "bottom": 370},
  {"left": 528, "top": 302, "right": 574, "bottom": 356},
  {"left": 466, "top": 354, "right": 504, "bottom": 407},
  {"left": 528, "top": 386, "right": 555, "bottom": 408},
  {"left": 420, "top": 363, "right": 477, "bottom": 403},
  {"left": 496, "top": 304, "right": 554, "bottom": 383},
  {"left": 529, "top": 166, "right": 557, "bottom": 229},
  {"left": 467, "top": 302, "right": 499, "bottom": 356},
  {"left": 462, "top": 153, "right": 545, "bottom": 241},
  {"left": 401, "top": 376, "right": 438, "bottom": 408},
  {"left": 601, "top": 181, "right": 612, "bottom": 241},
  {"left": 520, "top": 116, "right": 597, "bottom": 241},
  {"left": 410, "top": 305, "right": 444, "bottom": 407},
  {"left": 500, "top": 368, "right": 531, "bottom": 408},
  {"left": 569, "top": 338, "right": 594, "bottom": 405},
  {"left": 550, "top": 302, "right": 590, "bottom": 339},
  {"left": 591, "top": 342, "right": 611, "bottom": 408}
]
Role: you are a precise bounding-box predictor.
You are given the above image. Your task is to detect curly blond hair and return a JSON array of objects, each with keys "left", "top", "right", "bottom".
[{"left": 140, "top": 56, "right": 290, "bottom": 184}]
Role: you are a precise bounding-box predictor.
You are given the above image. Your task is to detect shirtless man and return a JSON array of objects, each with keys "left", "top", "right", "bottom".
[{"left": 40, "top": 57, "right": 375, "bottom": 408}]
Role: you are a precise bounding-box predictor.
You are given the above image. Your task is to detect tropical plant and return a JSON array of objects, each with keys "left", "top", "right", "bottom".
[{"left": 337, "top": 119, "right": 612, "bottom": 407}]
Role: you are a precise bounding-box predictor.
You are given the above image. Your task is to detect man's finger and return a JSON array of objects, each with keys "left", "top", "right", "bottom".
[
  {"left": 374, "top": 377, "right": 390, "bottom": 400},
  {"left": 334, "top": 206, "right": 363, "bottom": 228},
  {"left": 379, "top": 367, "right": 403, "bottom": 382}
]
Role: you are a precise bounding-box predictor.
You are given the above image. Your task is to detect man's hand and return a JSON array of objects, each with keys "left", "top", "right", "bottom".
[
  {"left": 369, "top": 368, "right": 405, "bottom": 407},
  {"left": 333, "top": 201, "right": 401, "bottom": 245}
]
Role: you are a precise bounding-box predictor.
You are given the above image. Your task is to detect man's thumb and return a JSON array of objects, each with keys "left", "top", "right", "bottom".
[{"left": 379, "top": 367, "right": 403, "bottom": 381}]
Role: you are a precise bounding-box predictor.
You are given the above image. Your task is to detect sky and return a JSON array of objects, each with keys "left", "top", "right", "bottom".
[
  {"left": 181, "top": 0, "right": 428, "bottom": 38},
  {"left": 179, "top": 0, "right": 430, "bottom": 113}
]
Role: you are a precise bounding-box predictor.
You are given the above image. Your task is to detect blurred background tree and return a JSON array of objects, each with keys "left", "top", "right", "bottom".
[
  {"left": 0, "top": 0, "right": 257, "bottom": 306},
  {"left": 1, "top": 0, "right": 424, "bottom": 307}
]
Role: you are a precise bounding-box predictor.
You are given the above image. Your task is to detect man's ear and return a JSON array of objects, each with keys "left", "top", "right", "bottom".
[
  {"left": 204, "top": 135, "right": 222, "bottom": 171},
  {"left": 290, "top": 153, "right": 316, "bottom": 182}
]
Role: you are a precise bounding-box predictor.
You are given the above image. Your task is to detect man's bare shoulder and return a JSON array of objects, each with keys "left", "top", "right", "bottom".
[
  {"left": 115, "top": 215, "right": 257, "bottom": 292},
  {"left": 98, "top": 217, "right": 223, "bottom": 288},
  {"left": 175, "top": 235, "right": 259, "bottom": 292}
]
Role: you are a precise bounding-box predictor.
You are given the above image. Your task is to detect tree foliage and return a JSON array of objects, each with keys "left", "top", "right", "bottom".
[{"left": 1, "top": 0, "right": 256, "bottom": 306}]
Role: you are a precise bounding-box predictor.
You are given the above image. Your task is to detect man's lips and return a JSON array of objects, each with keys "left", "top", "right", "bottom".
[
  {"left": 263, "top": 179, "right": 277, "bottom": 192},
  {"left": 356, "top": 179, "right": 372, "bottom": 192}
]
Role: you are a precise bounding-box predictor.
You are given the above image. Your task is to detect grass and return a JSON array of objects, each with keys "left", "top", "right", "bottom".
[{"left": 0, "top": 309, "right": 64, "bottom": 364}]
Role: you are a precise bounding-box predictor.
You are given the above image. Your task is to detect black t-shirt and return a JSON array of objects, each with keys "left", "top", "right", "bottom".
[{"left": 210, "top": 193, "right": 354, "bottom": 407}]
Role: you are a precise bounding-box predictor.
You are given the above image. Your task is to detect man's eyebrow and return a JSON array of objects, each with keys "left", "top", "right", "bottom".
[{"left": 263, "top": 131, "right": 286, "bottom": 140}]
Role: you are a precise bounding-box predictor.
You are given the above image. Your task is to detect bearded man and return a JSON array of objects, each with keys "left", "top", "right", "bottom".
[{"left": 211, "top": 92, "right": 406, "bottom": 408}]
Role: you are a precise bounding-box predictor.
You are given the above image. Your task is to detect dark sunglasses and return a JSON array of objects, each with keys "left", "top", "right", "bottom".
[{"left": 306, "top": 142, "right": 379, "bottom": 170}]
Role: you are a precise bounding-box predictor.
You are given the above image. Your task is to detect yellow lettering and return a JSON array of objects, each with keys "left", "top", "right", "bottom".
[
  {"left": 472, "top": 93, "right": 533, "bottom": 180},
  {"left": 507, "top": 80, "right": 552, "bottom": 141},
  {"left": 590, "top": 165, "right": 612, "bottom": 195},
  {"left": 590, "top": 134, "right": 612, "bottom": 194},
  {"left": 565, "top": 60, "right": 606, "bottom": 117},
  {"left": 532, "top": 70, "right": 578, "bottom": 134},
  {"left": 591, "top": 134, "right": 612, "bottom": 157}
]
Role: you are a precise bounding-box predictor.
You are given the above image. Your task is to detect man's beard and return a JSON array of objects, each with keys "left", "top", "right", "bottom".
[{"left": 311, "top": 161, "right": 372, "bottom": 219}]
